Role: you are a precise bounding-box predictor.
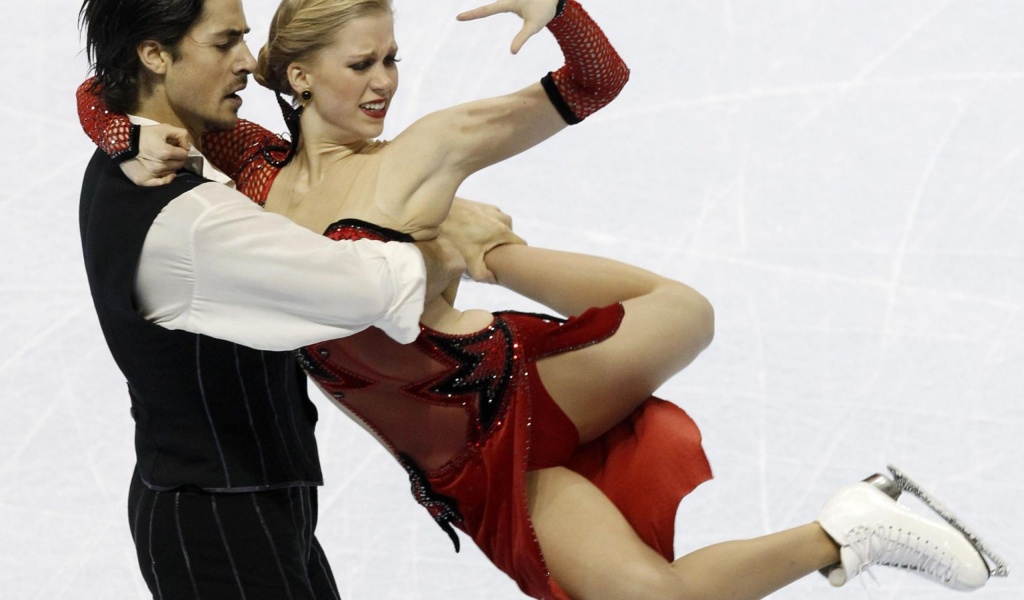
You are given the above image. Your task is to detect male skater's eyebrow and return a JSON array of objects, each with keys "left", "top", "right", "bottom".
[{"left": 215, "top": 27, "right": 251, "bottom": 42}]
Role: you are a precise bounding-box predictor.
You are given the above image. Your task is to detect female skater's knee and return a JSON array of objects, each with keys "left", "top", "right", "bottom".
[{"left": 659, "top": 281, "right": 715, "bottom": 352}]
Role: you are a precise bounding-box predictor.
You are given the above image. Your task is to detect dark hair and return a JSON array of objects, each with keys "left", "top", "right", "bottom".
[{"left": 79, "top": 0, "right": 206, "bottom": 113}]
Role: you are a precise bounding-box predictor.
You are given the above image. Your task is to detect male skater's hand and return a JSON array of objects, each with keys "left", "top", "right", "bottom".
[
  {"left": 415, "top": 236, "right": 467, "bottom": 305},
  {"left": 440, "top": 197, "right": 526, "bottom": 284},
  {"left": 120, "top": 124, "right": 191, "bottom": 186}
]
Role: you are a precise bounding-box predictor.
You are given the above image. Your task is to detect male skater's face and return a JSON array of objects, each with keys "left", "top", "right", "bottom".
[{"left": 162, "top": 0, "right": 256, "bottom": 136}]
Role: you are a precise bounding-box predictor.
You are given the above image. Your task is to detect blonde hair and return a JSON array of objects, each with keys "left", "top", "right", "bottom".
[{"left": 255, "top": 0, "right": 393, "bottom": 97}]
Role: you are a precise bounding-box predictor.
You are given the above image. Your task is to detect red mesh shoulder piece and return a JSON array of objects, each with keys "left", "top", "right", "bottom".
[
  {"left": 543, "top": 0, "right": 630, "bottom": 124},
  {"left": 202, "top": 120, "right": 290, "bottom": 205},
  {"left": 74, "top": 76, "right": 288, "bottom": 204},
  {"left": 76, "top": 77, "right": 138, "bottom": 162}
]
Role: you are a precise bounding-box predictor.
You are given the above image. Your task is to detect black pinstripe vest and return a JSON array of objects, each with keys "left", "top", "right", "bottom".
[{"left": 79, "top": 150, "right": 323, "bottom": 492}]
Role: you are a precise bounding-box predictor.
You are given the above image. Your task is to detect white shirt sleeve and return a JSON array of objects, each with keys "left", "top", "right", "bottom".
[{"left": 135, "top": 181, "right": 426, "bottom": 350}]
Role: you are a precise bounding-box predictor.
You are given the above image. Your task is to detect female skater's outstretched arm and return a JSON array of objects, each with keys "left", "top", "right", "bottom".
[{"left": 312, "top": 0, "right": 629, "bottom": 237}]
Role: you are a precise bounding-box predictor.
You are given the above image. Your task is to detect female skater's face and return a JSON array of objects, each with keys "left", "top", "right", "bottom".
[{"left": 301, "top": 11, "right": 399, "bottom": 143}]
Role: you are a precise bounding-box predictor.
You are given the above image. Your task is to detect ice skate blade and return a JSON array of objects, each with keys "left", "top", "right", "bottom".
[{"left": 887, "top": 464, "right": 1010, "bottom": 578}]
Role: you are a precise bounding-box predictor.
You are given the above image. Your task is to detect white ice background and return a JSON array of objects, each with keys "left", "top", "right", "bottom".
[{"left": 2, "top": 0, "right": 1022, "bottom": 598}]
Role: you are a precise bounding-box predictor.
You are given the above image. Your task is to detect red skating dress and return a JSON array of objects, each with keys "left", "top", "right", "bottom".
[
  {"left": 75, "top": 2, "right": 713, "bottom": 596},
  {"left": 300, "top": 219, "right": 712, "bottom": 600}
]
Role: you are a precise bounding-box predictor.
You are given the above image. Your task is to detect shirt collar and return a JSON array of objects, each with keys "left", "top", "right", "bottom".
[{"left": 127, "top": 115, "right": 235, "bottom": 187}]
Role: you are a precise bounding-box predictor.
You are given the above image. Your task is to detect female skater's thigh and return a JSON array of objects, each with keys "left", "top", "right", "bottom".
[
  {"left": 527, "top": 467, "right": 676, "bottom": 600},
  {"left": 536, "top": 289, "right": 713, "bottom": 443}
]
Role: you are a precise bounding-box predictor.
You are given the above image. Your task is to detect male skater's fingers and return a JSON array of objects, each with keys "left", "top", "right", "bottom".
[
  {"left": 120, "top": 158, "right": 178, "bottom": 187},
  {"left": 149, "top": 124, "right": 190, "bottom": 171},
  {"left": 131, "top": 124, "right": 190, "bottom": 184},
  {"left": 160, "top": 125, "right": 191, "bottom": 152}
]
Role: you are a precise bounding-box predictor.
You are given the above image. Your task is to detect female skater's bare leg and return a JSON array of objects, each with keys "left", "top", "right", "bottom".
[
  {"left": 492, "top": 246, "right": 993, "bottom": 597},
  {"left": 527, "top": 467, "right": 838, "bottom": 600},
  {"left": 486, "top": 244, "right": 713, "bottom": 441}
]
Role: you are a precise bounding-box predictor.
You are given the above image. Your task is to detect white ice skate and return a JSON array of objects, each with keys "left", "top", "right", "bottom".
[{"left": 817, "top": 465, "right": 1008, "bottom": 591}]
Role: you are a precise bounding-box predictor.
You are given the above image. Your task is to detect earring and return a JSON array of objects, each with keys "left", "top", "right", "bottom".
[{"left": 300, "top": 89, "right": 313, "bottom": 103}]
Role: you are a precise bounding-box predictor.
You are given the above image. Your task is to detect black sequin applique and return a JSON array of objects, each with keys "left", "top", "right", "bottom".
[
  {"left": 425, "top": 319, "right": 515, "bottom": 431},
  {"left": 295, "top": 346, "right": 337, "bottom": 383},
  {"left": 400, "top": 454, "right": 463, "bottom": 552},
  {"left": 295, "top": 345, "right": 372, "bottom": 400}
]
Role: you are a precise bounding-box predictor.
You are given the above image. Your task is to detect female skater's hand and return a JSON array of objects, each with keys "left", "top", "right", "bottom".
[
  {"left": 120, "top": 124, "right": 191, "bottom": 187},
  {"left": 457, "top": 0, "right": 559, "bottom": 54}
]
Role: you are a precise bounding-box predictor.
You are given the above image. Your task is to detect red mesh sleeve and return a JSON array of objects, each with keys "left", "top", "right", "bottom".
[
  {"left": 201, "top": 120, "right": 291, "bottom": 205},
  {"left": 76, "top": 77, "right": 139, "bottom": 162},
  {"left": 75, "top": 76, "right": 289, "bottom": 204},
  {"left": 541, "top": 0, "right": 630, "bottom": 125}
]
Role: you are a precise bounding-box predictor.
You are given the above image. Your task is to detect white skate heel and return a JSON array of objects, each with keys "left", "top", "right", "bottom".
[{"left": 817, "top": 467, "right": 996, "bottom": 591}]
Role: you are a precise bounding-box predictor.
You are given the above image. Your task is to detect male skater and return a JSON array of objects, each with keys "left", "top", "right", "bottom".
[{"left": 77, "top": 0, "right": 515, "bottom": 597}]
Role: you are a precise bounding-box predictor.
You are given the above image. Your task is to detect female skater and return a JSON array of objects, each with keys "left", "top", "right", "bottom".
[{"left": 77, "top": 0, "right": 993, "bottom": 598}]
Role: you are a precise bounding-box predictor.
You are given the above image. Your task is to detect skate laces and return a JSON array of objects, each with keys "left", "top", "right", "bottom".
[{"left": 846, "top": 524, "right": 959, "bottom": 585}]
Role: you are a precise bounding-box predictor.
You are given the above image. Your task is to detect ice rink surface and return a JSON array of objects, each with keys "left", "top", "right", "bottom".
[{"left": 2, "top": 0, "right": 1022, "bottom": 598}]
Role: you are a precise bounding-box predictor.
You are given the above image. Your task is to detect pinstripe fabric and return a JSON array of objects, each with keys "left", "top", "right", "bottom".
[
  {"left": 81, "top": 154, "right": 323, "bottom": 494},
  {"left": 258, "top": 351, "right": 299, "bottom": 474},
  {"left": 210, "top": 495, "right": 248, "bottom": 598},
  {"left": 278, "top": 355, "right": 315, "bottom": 466},
  {"left": 195, "top": 337, "right": 232, "bottom": 487},
  {"left": 129, "top": 470, "right": 340, "bottom": 599},
  {"left": 310, "top": 540, "right": 341, "bottom": 600},
  {"left": 251, "top": 494, "right": 296, "bottom": 600},
  {"left": 173, "top": 493, "right": 203, "bottom": 598},
  {"left": 148, "top": 494, "right": 164, "bottom": 600},
  {"left": 234, "top": 346, "right": 269, "bottom": 483}
]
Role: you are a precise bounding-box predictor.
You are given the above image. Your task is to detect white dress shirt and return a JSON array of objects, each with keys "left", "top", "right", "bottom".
[{"left": 130, "top": 116, "right": 426, "bottom": 350}]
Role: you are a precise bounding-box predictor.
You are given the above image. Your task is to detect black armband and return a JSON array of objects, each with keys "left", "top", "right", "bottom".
[
  {"left": 540, "top": 72, "right": 582, "bottom": 125},
  {"left": 111, "top": 124, "right": 142, "bottom": 164}
]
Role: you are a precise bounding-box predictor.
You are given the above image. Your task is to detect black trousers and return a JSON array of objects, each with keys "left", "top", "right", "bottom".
[{"left": 128, "top": 469, "right": 341, "bottom": 599}]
